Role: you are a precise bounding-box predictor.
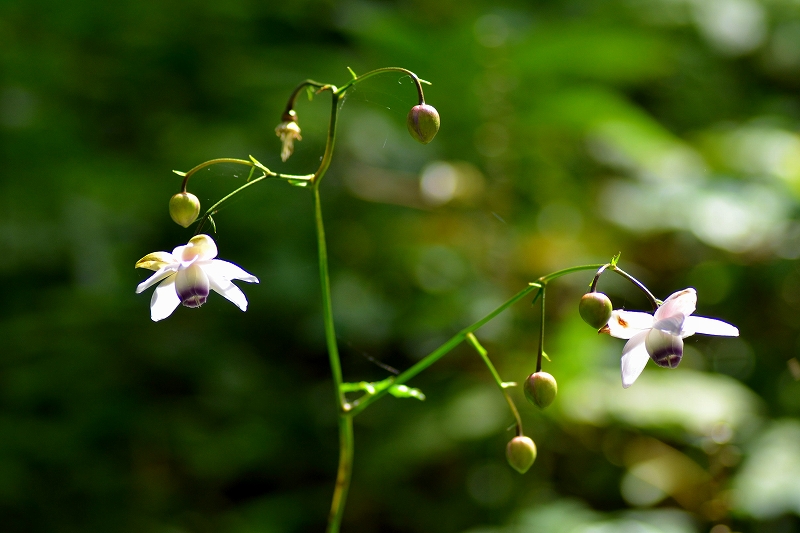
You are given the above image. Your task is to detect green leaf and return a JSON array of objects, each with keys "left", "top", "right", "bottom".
[
  {"left": 248, "top": 155, "right": 269, "bottom": 173},
  {"left": 306, "top": 85, "right": 315, "bottom": 101},
  {"left": 245, "top": 165, "right": 255, "bottom": 183},
  {"left": 208, "top": 215, "right": 217, "bottom": 234},
  {"left": 610, "top": 252, "right": 621, "bottom": 267},
  {"left": 172, "top": 170, "right": 186, "bottom": 177},
  {"left": 347, "top": 66, "right": 357, "bottom": 79}
]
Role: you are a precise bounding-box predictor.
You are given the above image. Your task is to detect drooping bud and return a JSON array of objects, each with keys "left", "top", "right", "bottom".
[
  {"left": 524, "top": 371, "right": 558, "bottom": 409},
  {"left": 407, "top": 104, "right": 440, "bottom": 144},
  {"left": 579, "top": 292, "right": 613, "bottom": 330},
  {"left": 506, "top": 436, "right": 537, "bottom": 474},
  {"left": 169, "top": 192, "right": 201, "bottom": 228}
]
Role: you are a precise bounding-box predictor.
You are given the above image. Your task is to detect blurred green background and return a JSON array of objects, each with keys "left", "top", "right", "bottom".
[{"left": 3, "top": 0, "right": 800, "bottom": 531}]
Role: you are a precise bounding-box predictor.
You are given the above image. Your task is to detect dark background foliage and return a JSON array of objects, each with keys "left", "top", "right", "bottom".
[{"left": 2, "top": 0, "right": 800, "bottom": 531}]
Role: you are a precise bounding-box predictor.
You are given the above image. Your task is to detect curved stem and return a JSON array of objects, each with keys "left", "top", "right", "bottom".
[
  {"left": 327, "top": 415, "right": 354, "bottom": 533},
  {"left": 466, "top": 333, "right": 523, "bottom": 436},
  {"left": 587, "top": 264, "right": 660, "bottom": 311},
  {"left": 537, "top": 264, "right": 607, "bottom": 285},
  {"left": 336, "top": 67, "right": 427, "bottom": 105},
  {"left": 178, "top": 158, "right": 255, "bottom": 192},
  {"left": 283, "top": 79, "right": 329, "bottom": 117},
  {"left": 610, "top": 266, "right": 660, "bottom": 310},
  {"left": 313, "top": 90, "right": 342, "bottom": 185},
  {"left": 589, "top": 264, "right": 609, "bottom": 292}
]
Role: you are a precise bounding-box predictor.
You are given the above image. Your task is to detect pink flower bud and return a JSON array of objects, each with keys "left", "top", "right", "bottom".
[{"left": 407, "top": 104, "right": 440, "bottom": 144}]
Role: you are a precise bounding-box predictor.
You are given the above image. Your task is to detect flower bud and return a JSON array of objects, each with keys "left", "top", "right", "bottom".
[
  {"left": 169, "top": 192, "right": 201, "bottom": 228},
  {"left": 407, "top": 104, "right": 440, "bottom": 144},
  {"left": 524, "top": 371, "right": 558, "bottom": 409},
  {"left": 506, "top": 436, "right": 537, "bottom": 474},
  {"left": 579, "top": 292, "right": 613, "bottom": 330}
]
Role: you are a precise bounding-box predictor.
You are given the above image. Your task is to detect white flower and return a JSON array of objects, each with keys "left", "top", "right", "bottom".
[
  {"left": 602, "top": 288, "right": 739, "bottom": 388},
  {"left": 135, "top": 234, "right": 258, "bottom": 322}
]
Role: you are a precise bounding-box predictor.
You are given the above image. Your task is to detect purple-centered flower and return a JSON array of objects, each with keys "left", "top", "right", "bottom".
[
  {"left": 602, "top": 288, "right": 739, "bottom": 388},
  {"left": 135, "top": 234, "right": 258, "bottom": 322}
]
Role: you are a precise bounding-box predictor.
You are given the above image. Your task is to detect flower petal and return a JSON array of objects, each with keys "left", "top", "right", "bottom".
[
  {"left": 135, "top": 251, "right": 176, "bottom": 271},
  {"left": 652, "top": 314, "right": 685, "bottom": 336},
  {"left": 682, "top": 316, "right": 739, "bottom": 337},
  {"left": 182, "top": 234, "right": 218, "bottom": 263},
  {"left": 621, "top": 331, "right": 650, "bottom": 388},
  {"left": 136, "top": 267, "right": 178, "bottom": 294},
  {"left": 175, "top": 263, "right": 210, "bottom": 308},
  {"left": 209, "top": 276, "right": 248, "bottom": 312},
  {"left": 645, "top": 328, "right": 684, "bottom": 368},
  {"left": 205, "top": 259, "right": 259, "bottom": 283},
  {"left": 150, "top": 277, "right": 181, "bottom": 321},
  {"left": 605, "top": 310, "right": 655, "bottom": 339},
  {"left": 654, "top": 288, "right": 697, "bottom": 321}
]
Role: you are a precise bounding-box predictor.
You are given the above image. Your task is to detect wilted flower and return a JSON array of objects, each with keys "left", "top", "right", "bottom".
[
  {"left": 275, "top": 113, "right": 302, "bottom": 162},
  {"left": 135, "top": 234, "right": 258, "bottom": 322},
  {"left": 602, "top": 288, "right": 739, "bottom": 388}
]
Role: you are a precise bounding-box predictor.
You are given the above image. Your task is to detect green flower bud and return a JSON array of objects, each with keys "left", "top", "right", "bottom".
[
  {"left": 524, "top": 371, "right": 558, "bottom": 409},
  {"left": 579, "top": 292, "right": 613, "bottom": 330},
  {"left": 169, "top": 192, "right": 201, "bottom": 228},
  {"left": 506, "top": 436, "right": 537, "bottom": 474},
  {"left": 407, "top": 104, "right": 440, "bottom": 144}
]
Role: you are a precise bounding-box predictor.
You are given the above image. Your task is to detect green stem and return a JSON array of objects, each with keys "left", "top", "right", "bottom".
[
  {"left": 192, "top": 171, "right": 314, "bottom": 235},
  {"left": 348, "top": 283, "right": 540, "bottom": 415},
  {"left": 336, "top": 67, "right": 427, "bottom": 104},
  {"left": 348, "top": 263, "right": 644, "bottom": 415},
  {"left": 466, "top": 333, "right": 523, "bottom": 436},
  {"left": 314, "top": 187, "right": 347, "bottom": 411},
  {"left": 314, "top": 181, "right": 352, "bottom": 533},
  {"left": 610, "top": 266, "right": 661, "bottom": 310},
  {"left": 536, "top": 287, "right": 546, "bottom": 373},
  {"left": 313, "top": 90, "right": 342, "bottom": 185},
  {"left": 178, "top": 158, "right": 255, "bottom": 192},
  {"left": 283, "top": 80, "right": 329, "bottom": 117},
  {"left": 537, "top": 264, "right": 607, "bottom": 285},
  {"left": 326, "top": 415, "right": 354, "bottom": 533},
  {"left": 588, "top": 264, "right": 660, "bottom": 311}
]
